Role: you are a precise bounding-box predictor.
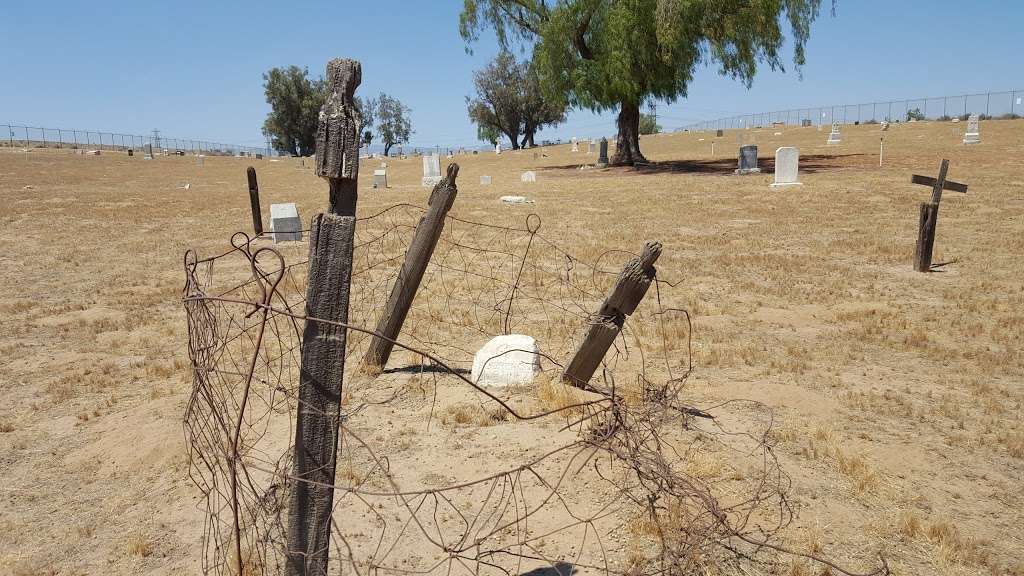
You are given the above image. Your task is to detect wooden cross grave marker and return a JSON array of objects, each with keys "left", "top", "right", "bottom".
[{"left": 909, "top": 159, "right": 968, "bottom": 272}]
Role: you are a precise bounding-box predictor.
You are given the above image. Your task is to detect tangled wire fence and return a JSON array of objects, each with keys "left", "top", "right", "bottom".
[{"left": 182, "top": 204, "right": 886, "bottom": 576}]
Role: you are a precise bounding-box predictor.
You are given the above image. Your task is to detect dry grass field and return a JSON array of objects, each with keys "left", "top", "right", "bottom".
[{"left": 1, "top": 119, "right": 1022, "bottom": 575}]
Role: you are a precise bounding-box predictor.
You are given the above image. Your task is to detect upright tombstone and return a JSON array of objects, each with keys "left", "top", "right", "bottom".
[
  {"left": 421, "top": 153, "right": 442, "bottom": 187},
  {"left": 827, "top": 122, "right": 842, "bottom": 144},
  {"left": 495, "top": 142, "right": 502, "bottom": 155},
  {"left": 570, "top": 137, "right": 579, "bottom": 152},
  {"left": 588, "top": 139, "right": 596, "bottom": 154},
  {"left": 287, "top": 57, "right": 361, "bottom": 576},
  {"left": 373, "top": 169, "right": 387, "bottom": 189},
  {"left": 881, "top": 121, "right": 890, "bottom": 131},
  {"left": 716, "top": 129, "right": 724, "bottom": 137},
  {"left": 269, "top": 203, "right": 302, "bottom": 242},
  {"left": 801, "top": 119, "right": 813, "bottom": 127},
  {"left": 127, "top": 149, "right": 134, "bottom": 157},
  {"left": 770, "top": 147, "right": 802, "bottom": 187},
  {"left": 521, "top": 171, "right": 536, "bottom": 182},
  {"left": 144, "top": 143, "right": 153, "bottom": 160},
  {"left": 480, "top": 175, "right": 492, "bottom": 185},
  {"left": 962, "top": 114, "right": 980, "bottom": 144},
  {"left": 734, "top": 145, "right": 761, "bottom": 174},
  {"left": 596, "top": 137, "right": 609, "bottom": 167}
]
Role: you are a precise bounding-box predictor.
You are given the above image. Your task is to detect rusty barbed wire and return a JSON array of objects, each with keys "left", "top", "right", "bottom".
[{"left": 182, "top": 206, "right": 888, "bottom": 576}]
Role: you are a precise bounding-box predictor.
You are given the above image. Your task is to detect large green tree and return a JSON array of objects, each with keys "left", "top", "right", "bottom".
[
  {"left": 261, "top": 66, "right": 325, "bottom": 156},
  {"left": 373, "top": 93, "right": 413, "bottom": 157},
  {"left": 460, "top": 0, "right": 825, "bottom": 165},
  {"left": 467, "top": 52, "right": 567, "bottom": 149}
]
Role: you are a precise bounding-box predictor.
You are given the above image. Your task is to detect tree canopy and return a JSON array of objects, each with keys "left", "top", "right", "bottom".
[
  {"left": 373, "top": 93, "right": 413, "bottom": 157},
  {"left": 461, "top": 0, "right": 825, "bottom": 165},
  {"left": 261, "top": 66, "right": 325, "bottom": 156},
  {"left": 639, "top": 113, "right": 661, "bottom": 135},
  {"left": 467, "top": 52, "right": 566, "bottom": 149}
]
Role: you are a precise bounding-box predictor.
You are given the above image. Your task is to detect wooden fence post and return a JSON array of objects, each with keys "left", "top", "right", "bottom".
[
  {"left": 913, "top": 202, "right": 939, "bottom": 272},
  {"left": 362, "top": 164, "right": 459, "bottom": 371},
  {"left": 286, "top": 58, "right": 362, "bottom": 576},
  {"left": 562, "top": 241, "right": 662, "bottom": 390},
  {"left": 247, "top": 166, "right": 263, "bottom": 236}
]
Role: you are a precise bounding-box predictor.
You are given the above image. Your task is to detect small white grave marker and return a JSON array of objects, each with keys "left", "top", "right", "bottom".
[
  {"left": 521, "top": 171, "right": 536, "bottom": 182},
  {"left": 269, "top": 203, "right": 302, "bottom": 243},
  {"left": 500, "top": 195, "right": 532, "bottom": 204},
  {"left": 770, "top": 147, "right": 802, "bottom": 188},
  {"left": 826, "top": 122, "right": 842, "bottom": 144},
  {"left": 373, "top": 169, "right": 387, "bottom": 189},
  {"left": 471, "top": 335, "right": 541, "bottom": 387},
  {"left": 421, "top": 154, "right": 442, "bottom": 187},
  {"left": 480, "top": 175, "right": 492, "bottom": 185},
  {"left": 962, "top": 114, "right": 980, "bottom": 145}
]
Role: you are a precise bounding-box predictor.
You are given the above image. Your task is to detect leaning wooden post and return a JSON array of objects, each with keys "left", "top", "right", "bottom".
[
  {"left": 909, "top": 159, "right": 968, "bottom": 272},
  {"left": 562, "top": 241, "right": 662, "bottom": 390},
  {"left": 247, "top": 166, "right": 263, "bottom": 236},
  {"left": 362, "top": 163, "right": 459, "bottom": 371},
  {"left": 286, "top": 58, "right": 362, "bottom": 576}
]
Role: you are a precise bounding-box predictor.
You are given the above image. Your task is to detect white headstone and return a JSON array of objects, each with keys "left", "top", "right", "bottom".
[
  {"left": 373, "top": 169, "right": 387, "bottom": 189},
  {"left": 962, "top": 114, "right": 980, "bottom": 144},
  {"left": 480, "top": 175, "right": 492, "bottom": 185},
  {"left": 827, "top": 122, "right": 841, "bottom": 144},
  {"left": 471, "top": 335, "right": 541, "bottom": 387},
  {"left": 421, "top": 154, "right": 442, "bottom": 187},
  {"left": 588, "top": 140, "right": 596, "bottom": 154},
  {"left": 521, "top": 171, "right": 536, "bottom": 182},
  {"left": 269, "top": 203, "right": 302, "bottom": 243},
  {"left": 770, "top": 147, "right": 802, "bottom": 188},
  {"left": 570, "top": 137, "right": 579, "bottom": 152},
  {"left": 495, "top": 143, "right": 502, "bottom": 155}
]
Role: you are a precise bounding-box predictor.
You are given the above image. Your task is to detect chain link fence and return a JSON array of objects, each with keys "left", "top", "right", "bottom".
[
  {"left": 0, "top": 123, "right": 272, "bottom": 156},
  {"left": 682, "top": 89, "right": 1023, "bottom": 131}
]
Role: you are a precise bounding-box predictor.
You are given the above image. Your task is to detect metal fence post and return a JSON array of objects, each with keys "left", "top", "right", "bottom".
[{"left": 986, "top": 92, "right": 990, "bottom": 117}]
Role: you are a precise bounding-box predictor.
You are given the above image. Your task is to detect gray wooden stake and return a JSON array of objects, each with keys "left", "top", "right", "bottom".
[
  {"left": 247, "top": 166, "right": 263, "bottom": 236},
  {"left": 562, "top": 241, "right": 662, "bottom": 390},
  {"left": 363, "top": 163, "right": 459, "bottom": 371},
  {"left": 286, "top": 57, "right": 362, "bottom": 576}
]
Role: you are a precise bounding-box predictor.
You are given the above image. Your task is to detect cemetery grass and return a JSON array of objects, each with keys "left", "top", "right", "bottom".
[{"left": 1, "top": 119, "right": 1023, "bottom": 575}]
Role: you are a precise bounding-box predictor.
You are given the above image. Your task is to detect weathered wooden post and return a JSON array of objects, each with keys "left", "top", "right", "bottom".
[
  {"left": 909, "top": 159, "right": 968, "bottom": 272},
  {"left": 286, "top": 58, "right": 362, "bottom": 576},
  {"left": 563, "top": 241, "right": 661, "bottom": 390},
  {"left": 362, "top": 163, "right": 459, "bottom": 371},
  {"left": 246, "top": 166, "right": 263, "bottom": 236}
]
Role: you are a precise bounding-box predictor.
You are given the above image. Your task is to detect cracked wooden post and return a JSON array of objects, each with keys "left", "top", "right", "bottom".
[
  {"left": 362, "top": 163, "right": 459, "bottom": 371},
  {"left": 247, "top": 166, "right": 263, "bottom": 236},
  {"left": 286, "top": 58, "right": 361, "bottom": 576},
  {"left": 562, "top": 241, "right": 662, "bottom": 390}
]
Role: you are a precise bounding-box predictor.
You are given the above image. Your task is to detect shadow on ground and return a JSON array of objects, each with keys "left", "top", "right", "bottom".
[
  {"left": 519, "top": 563, "right": 576, "bottom": 576},
  {"left": 544, "top": 153, "right": 868, "bottom": 177}
]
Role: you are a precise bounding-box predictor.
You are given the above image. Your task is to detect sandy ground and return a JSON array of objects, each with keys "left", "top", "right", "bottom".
[{"left": 1, "top": 119, "right": 1023, "bottom": 575}]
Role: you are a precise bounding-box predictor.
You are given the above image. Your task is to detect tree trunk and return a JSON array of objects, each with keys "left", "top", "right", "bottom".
[
  {"left": 504, "top": 130, "right": 520, "bottom": 150},
  {"left": 383, "top": 142, "right": 393, "bottom": 157},
  {"left": 612, "top": 101, "right": 648, "bottom": 166}
]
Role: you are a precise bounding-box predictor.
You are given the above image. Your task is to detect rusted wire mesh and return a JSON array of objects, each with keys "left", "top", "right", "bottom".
[{"left": 182, "top": 205, "right": 885, "bottom": 576}]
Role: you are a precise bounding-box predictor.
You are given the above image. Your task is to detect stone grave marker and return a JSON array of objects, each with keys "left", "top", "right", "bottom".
[
  {"left": 480, "top": 175, "right": 491, "bottom": 185},
  {"left": 801, "top": 119, "right": 812, "bottom": 127},
  {"left": 495, "top": 143, "right": 502, "bottom": 155},
  {"left": 734, "top": 145, "right": 760, "bottom": 174},
  {"left": 571, "top": 137, "right": 579, "bottom": 152},
  {"left": 597, "top": 138, "right": 609, "bottom": 167},
  {"left": 471, "top": 335, "right": 541, "bottom": 387},
  {"left": 962, "top": 114, "right": 980, "bottom": 144},
  {"left": 144, "top": 143, "right": 153, "bottom": 160},
  {"left": 827, "top": 122, "right": 842, "bottom": 144},
  {"left": 588, "top": 139, "right": 596, "bottom": 154},
  {"left": 500, "top": 195, "right": 532, "bottom": 204},
  {"left": 421, "top": 153, "right": 442, "bottom": 187},
  {"left": 373, "top": 169, "right": 387, "bottom": 188},
  {"left": 770, "top": 147, "right": 802, "bottom": 187},
  {"left": 269, "top": 203, "right": 302, "bottom": 243},
  {"left": 521, "top": 171, "right": 536, "bottom": 182},
  {"left": 716, "top": 129, "right": 724, "bottom": 137}
]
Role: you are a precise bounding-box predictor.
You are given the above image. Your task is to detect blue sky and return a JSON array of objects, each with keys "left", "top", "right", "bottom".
[{"left": 1, "top": 0, "right": 1020, "bottom": 151}]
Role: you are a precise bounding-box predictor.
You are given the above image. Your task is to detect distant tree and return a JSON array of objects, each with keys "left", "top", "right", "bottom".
[
  {"left": 261, "top": 66, "right": 325, "bottom": 156},
  {"left": 477, "top": 124, "right": 500, "bottom": 146},
  {"left": 639, "top": 113, "right": 661, "bottom": 135},
  {"left": 467, "top": 52, "right": 566, "bottom": 150},
  {"left": 373, "top": 93, "right": 413, "bottom": 157},
  {"left": 356, "top": 95, "right": 376, "bottom": 148},
  {"left": 906, "top": 107, "right": 925, "bottom": 121},
  {"left": 461, "top": 0, "right": 825, "bottom": 165}
]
